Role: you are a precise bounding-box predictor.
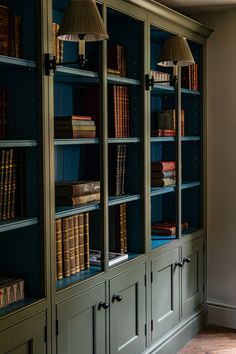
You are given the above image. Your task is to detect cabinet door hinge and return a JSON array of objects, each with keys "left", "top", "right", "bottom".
[
  {"left": 56, "top": 320, "right": 59, "bottom": 336},
  {"left": 151, "top": 319, "right": 153, "bottom": 331},
  {"left": 44, "top": 326, "right": 47, "bottom": 343},
  {"left": 144, "top": 274, "right": 146, "bottom": 286},
  {"left": 145, "top": 324, "right": 147, "bottom": 336},
  {"left": 151, "top": 271, "right": 153, "bottom": 283}
]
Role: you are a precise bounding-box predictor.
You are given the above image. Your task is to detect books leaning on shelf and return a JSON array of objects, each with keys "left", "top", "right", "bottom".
[
  {"left": 54, "top": 115, "right": 96, "bottom": 139},
  {"left": 152, "top": 221, "right": 189, "bottom": 236},
  {"left": 182, "top": 63, "right": 198, "bottom": 91},
  {"left": 112, "top": 85, "right": 130, "bottom": 138},
  {"left": 113, "top": 144, "right": 126, "bottom": 196},
  {"left": 0, "top": 5, "right": 22, "bottom": 58},
  {"left": 0, "top": 89, "right": 7, "bottom": 139},
  {"left": 52, "top": 23, "right": 63, "bottom": 63},
  {"left": 108, "top": 44, "right": 127, "bottom": 77},
  {"left": 55, "top": 212, "right": 90, "bottom": 280},
  {"left": 152, "top": 109, "right": 185, "bottom": 137},
  {"left": 55, "top": 181, "right": 100, "bottom": 207},
  {"left": 0, "top": 276, "right": 24, "bottom": 309},
  {"left": 151, "top": 161, "right": 176, "bottom": 188},
  {"left": 119, "top": 203, "right": 127, "bottom": 254},
  {"left": 90, "top": 250, "right": 128, "bottom": 267},
  {"left": 150, "top": 70, "right": 171, "bottom": 86},
  {"left": 0, "top": 148, "right": 26, "bottom": 220}
]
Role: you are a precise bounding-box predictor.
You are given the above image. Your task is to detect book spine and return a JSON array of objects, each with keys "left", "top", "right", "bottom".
[
  {"left": 62, "top": 217, "right": 70, "bottom": 277},
  {"left": 55, "top": 192, "right": 100, "bottom": 206},
  {"left": 119, "top": 204, "right": 124, "bottom": 253},
  {"left": 6, "top": 148, "right": 13, "bottom": 219},
  {"left": 2, "top": 149, "right": 9, "bottom": 220},
  {"left": 55, "top": 218, "right": 63, "bottom": 280},
  {"left": 121, "top": 145, "right": 126, "bottom": 195},
  {"left": 84, "top": 212, "right": 90, "bottom": 269},
  {"left": 73, "top": 214, "right": 80, "bottom": 273},
  {"left": 78, "top": 213, "right": 85, "bottom": 271},
  {"left": 123, "top": 203, "right": 127, "bottom": 253},
  {"left": 115, "top": 144, "right": 122, "bottom": 196},
  {"left": 68, "top": 216, "right": 76, "bottom": 275},
  {"left": 10, "top": 152, "right": 16, "bottom": 218},
  {"left": 0, "top": 6, "right": 9, "bottom": 56},
  {"left": 0, "top": 149, "right": 5, "bottom": 219}
]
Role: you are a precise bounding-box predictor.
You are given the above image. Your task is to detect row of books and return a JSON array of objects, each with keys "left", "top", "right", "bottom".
[
  {"left": 0, "top": 149, "right": 25, "bottom": 220},
  {"left": 152, "top": 109, "right": 185, "bottom": 137},
  {"left": 0, "top": 5, "right": 22, "bottom": 58},
  {"left": 54, "top": 115, "right": 97, "bottom": 139},
  {"left": 150, "top": 70, "right": 171, "bottom": 86},
  {"left": 151, "top": 161, "right": 176, "bottom": 187},
  {"left": 108, "top": 44, "right": 127, "bottom": 77},
  {"left": 152, "top": 221, "right": 189, "bottom": 236},
  {"left": 113, "top": 144, "right": 126, "bottom": 196},
  {"left": 55, "top": 213, "right": 90, "bottom": 280},
  {"left": 55, "top": 180, "right": 100, "bottom": 207},
  {"left": 52, "top": 22, "right": 63, "bottom": 63},
  {"left": 112, "top": 85, "right": 130, "bottom": 138},
  {"left": 0, "top": 89, "right": 7, "bottom": 139},
  {"left": 182, "top": 64, "right": 199, "bottom": 91},
  {"left": 0, "top": 276, "right": 24, "bottom": 309}
]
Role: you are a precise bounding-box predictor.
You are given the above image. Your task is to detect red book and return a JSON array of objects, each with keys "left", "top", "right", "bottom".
[{"left": 151, "top": 161, "right": 175, "bottom": 172}]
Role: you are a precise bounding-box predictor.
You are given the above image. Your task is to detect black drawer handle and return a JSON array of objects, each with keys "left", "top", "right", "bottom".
[
  {"left": 112, "top": 294, "right": 122, "bottom": 303},
  {"left": 98, "top": 301, "right": 109, "bottom": 311},
  {"left": 183, "top": 257, "right": 191, "bottom": 264},
  {"left": 175, "top": 261, "right": 184, "bottom": 268}
]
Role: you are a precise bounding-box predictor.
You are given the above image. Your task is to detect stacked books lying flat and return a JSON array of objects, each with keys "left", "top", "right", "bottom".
[
  {"left": 0, "top": 89, "right": 7, "bottom": 139},
  {"left": 150, "top": 70, "right": 171, "bottom": 86},
  {"left": 152, "top": 221, "right": 189, "bottom": 236},
  {"left": 152, "top": 109, "right": 185, "bottom": 137},
  {"left": 55, "top": 181, "right": 100, "bottom": 207},
  {"left": 54, "top": 115, "right": 96, "bottom": 139},
  {"left": 90, "top": 250, "right": 128, "bottom": 267},
  {"left": 151, "top": 161, "right": 176, "bottom": 187},
  {"left": 0, "top": 276, "right": 24, "bottom": 309},
  {"left": 56, "top": 213, "right": 90, "bottom": 280}
]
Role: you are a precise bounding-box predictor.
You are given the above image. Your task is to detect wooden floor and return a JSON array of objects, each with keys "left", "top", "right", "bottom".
[{"left": 178, "top": 326, "right": 236, "bottom": 354}]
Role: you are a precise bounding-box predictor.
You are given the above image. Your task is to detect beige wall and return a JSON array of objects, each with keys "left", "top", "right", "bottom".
[{"left": 196, "top": 8, "right": 236, "bottom": 323}]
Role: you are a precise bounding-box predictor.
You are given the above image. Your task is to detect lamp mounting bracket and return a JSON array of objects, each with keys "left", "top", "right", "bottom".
[
  {"left": 145, "top": 73, "right": 177, "bottom": 91},
  {"left": 45, "top": 53, "right": 88, "bottom": 76}
]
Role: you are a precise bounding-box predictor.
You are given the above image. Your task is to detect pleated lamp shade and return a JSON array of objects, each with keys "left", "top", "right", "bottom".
[
  {"left": 158, "top": 35, "right": 195, "bottom": 67},
  {"left": 57, "top": 0, "right": 109, "bottom": 42}
]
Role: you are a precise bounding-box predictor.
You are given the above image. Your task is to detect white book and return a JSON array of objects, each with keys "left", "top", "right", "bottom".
[{"left": 90, "top": 250, "right": 128, "bottom": 266}]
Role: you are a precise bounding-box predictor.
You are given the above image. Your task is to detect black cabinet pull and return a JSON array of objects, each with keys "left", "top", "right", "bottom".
[
  {"left": 98, "top": 301, "right": 109, "bottom": 311},
  {"left": 175, "top": 261, "right": 184, "bottom": 268},
  {"left": 112, "top": 294, "right": 122, "bottom": 303},
  {"left": 183, "top": 257, "right": 191, "bottom": 264}
]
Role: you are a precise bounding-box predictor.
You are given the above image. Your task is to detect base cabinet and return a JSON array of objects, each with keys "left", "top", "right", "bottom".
[
  {"left": 151, "top": 248, "right": 180, "bottom": 342},
  {"left": 109, "top": 264, "right": 146, "bottom": 354},
  {"left": 57, "top": 283, "right": 106, "bottom": 354},
  {"left": 0, "top": 312, "right": 46, "bottom": 354}
]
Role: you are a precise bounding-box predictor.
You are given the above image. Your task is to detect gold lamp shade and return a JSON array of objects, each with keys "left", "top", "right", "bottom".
[
  {"left": 57, "top": 0, "right": 109, "bottom": 42},
  {"left": 158, "top": 35, "right": 195, "bottom": 67}
]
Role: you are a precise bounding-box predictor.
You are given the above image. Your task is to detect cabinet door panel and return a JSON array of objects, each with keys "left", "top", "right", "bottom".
[
  {"left": 0, "top": 312, "right": 46, "bottom": 354},
  {"left": 57, "top": 283, "right": 106, "bottom": 354},
  {"left": 110, "top": 264, "right": 146, "bottom": 354},
  {"left": 182, "top": 238, "right": 203, "bottom": 318},
  {"left": 151, "top": 248, "right": 180, "bottom": 341}
]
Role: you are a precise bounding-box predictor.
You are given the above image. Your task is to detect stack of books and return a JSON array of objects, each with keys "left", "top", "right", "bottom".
[
  {"left": 55, "top": 212, "right": 90, "bottom": 280},
  {"left": 0, "top": 89, "right": 7, "bottom": 139},
  {"left": 54, "top": 115, "right": 96, "bottom": 139},
  {"left": 0, "top": 276, "right": 24, "bottom": 309},
  {"left": 151, "top": 161, "right": 176, "bottom": 187},
  {"left": 0, "top": 5, "right": 22, "bottom": 58},
  {"left": 182, "top": 63, "right": 198, "bottom": 91},
  {"left": 112, "top": 85, "right": 130, "bottom": 138},
  {"left": 52, "top": 22, "right": 63, "bottom": 63},
  {"left": 55, "top": 181, "right": 100, "bottom": 207},
  {"left": 152, "top": 221, "right": 189, "bottom": 236},
  {"left": 113, "top": 144, "right": 126, "bottom": 196},
  {"left": 90, "top": 250, "right": 128, "bottom": 267},
  {"left": 108, "top": 44, "right": 127, "bottom": 77},
  {"left": 150, "top": 70, "right": 171, "bottom": 86},
  {"left": 152, "top": 109, "right": 185, "bottom": 137},
  {"left": 0, "top": 148, "right": 25, "bottom": 220}
]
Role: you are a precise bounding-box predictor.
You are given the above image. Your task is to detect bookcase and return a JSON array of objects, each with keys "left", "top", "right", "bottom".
[{"left": 0, "top": 0, "right": 212, "bottom": 353}]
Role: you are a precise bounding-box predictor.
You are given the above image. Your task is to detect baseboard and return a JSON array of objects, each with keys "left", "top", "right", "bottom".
[
  {"left": 143, "top": 306, "right": 207, "bottom": 354},
  {"left": 207, "top": 299, "right": 236, "bottom": 329}
]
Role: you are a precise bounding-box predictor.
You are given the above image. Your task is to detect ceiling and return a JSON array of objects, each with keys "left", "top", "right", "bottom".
[{"left": 157, "top": 0, "right": 236, "bottom": 13}]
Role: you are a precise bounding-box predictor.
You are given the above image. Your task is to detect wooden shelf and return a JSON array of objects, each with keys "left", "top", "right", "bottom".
[
  {"left": 55, "top": 202, "right": 100, "bottom": 219},
  {"left": 0, "top": 140, "right": 37, "bottom": 148},
  {"left": 0, "top": 217, "right": 38, "bottom": 233}
]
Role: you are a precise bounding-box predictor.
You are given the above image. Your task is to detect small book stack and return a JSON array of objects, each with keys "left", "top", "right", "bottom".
[
  {"left": 150, "top": 70, "right": 171, "bottom": 86},
  {"left": 54, "top": 115, "right": 96, "bottom": 139},
  {"left": 0, "top": 5, "right": 22, "bottom": 58},
  {"left": 0, "top": 148, "right": 25, "bottom": 220},
  {"left": 55, "top": 181, "right": 100, "bottom": 207},
  {"left": 112, "top": 85, "right": 130, "bottom": 138},
  {"left": 0, "top": 89, "right": 7, "bottom": 139},
  {"left": 151, "top": 161, "right": 176, "bottom": 187},
  {"left": 152, "top": 109, "right": 185, "bottom": 137},
  {"left": 114, "top": 145, "right": 126, "bottom": 196},
  {"left": 182, "top": 64, "right": 198, "bottom": 91},
  {"left": 55, "top": 212, "right": 90, "bottom": 280},
  {"left": 108, "top": 44, "right": 127, "bottom": 77},
  {"left": 0, "top": 276, "right": 24, "bottom": 309},
  {"left": 119, "top": 203, "right": 127, "bottom": 254},
  {"left": 90, "top": 250, "right": 128, "bottom": 267},
  {"left": 52, "top": 22, "right": 63, "bottom": 63},
  {"left": 152, "top": 221, "right": 189, "bottom": 236}
]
